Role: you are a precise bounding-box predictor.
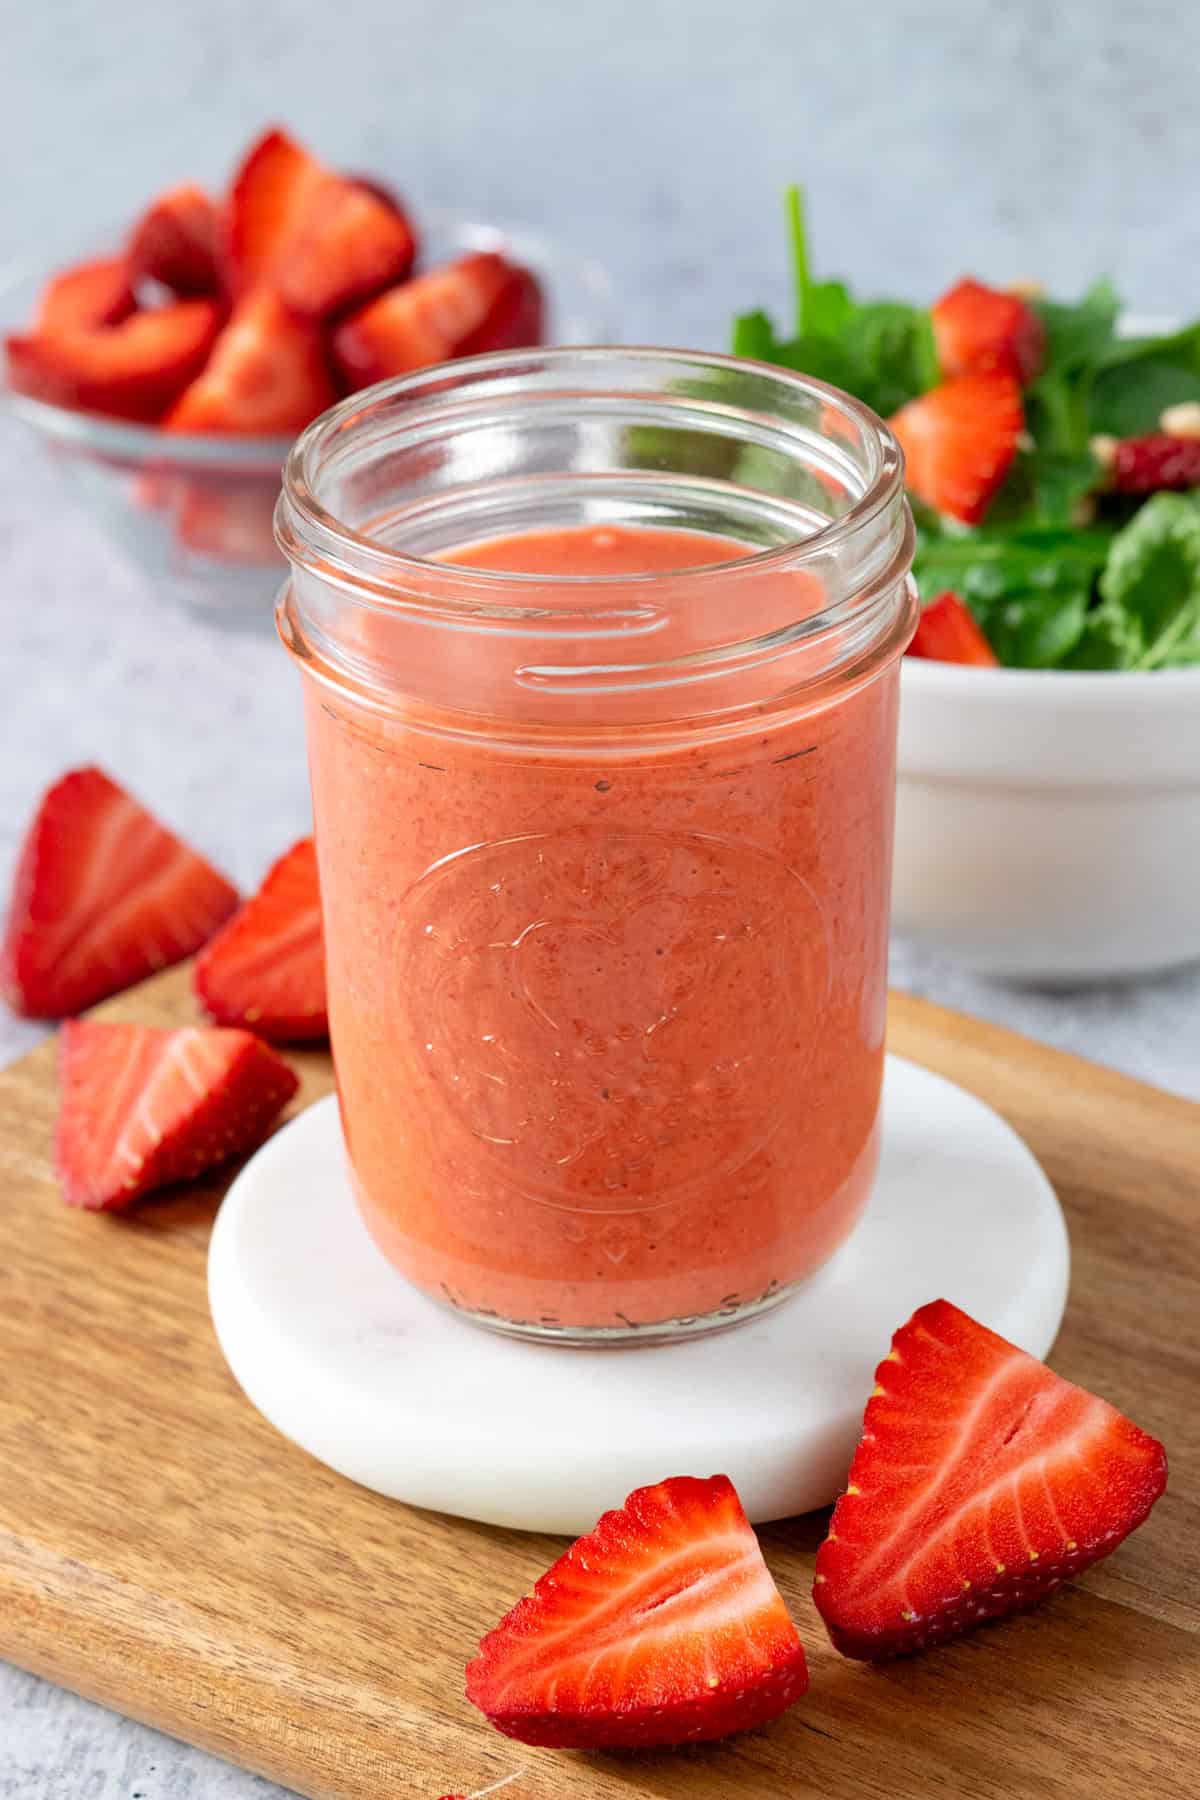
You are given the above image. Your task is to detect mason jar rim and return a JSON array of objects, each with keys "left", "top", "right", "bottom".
[{"left": 276, "top": 344, "right": 907, "bottom": 598}]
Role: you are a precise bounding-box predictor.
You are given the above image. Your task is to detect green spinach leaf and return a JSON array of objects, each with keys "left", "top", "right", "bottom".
[{"left": 1098, "top": 492, "right": 1200, "bottom": 668}]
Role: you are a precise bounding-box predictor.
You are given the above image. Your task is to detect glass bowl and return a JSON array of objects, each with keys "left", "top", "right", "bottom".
[{"left": 0, "top": 215, "right": 618, "bottom": 633}]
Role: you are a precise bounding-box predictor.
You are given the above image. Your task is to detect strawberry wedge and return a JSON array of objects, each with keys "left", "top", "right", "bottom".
[
  {"left": 164, "top": 289, "right": 336, "bottom": 435},
  {"left": 331, "top": 253, "right": 541, "bottom": 388},
  {"left": 466, "top": 1474, "right": 808, "bottom": 1749},
  {"left": 224, "top": 127, "right": 328, "bottom": 294},
  {"left": 128, "top": 183, "right": 221, "bottom": 296},
  {"left": 225, "top": 125, "right": 416, "bottom": 318},
  {"left": 194, "top": 838, "right": 327, "bottom": 1041},
  {"left": 56, "top": 1020, "right": 298, "bottom": 1211},
  {"left": 35, "top": 258, "right": 136, "bottom": 335},
  {"left": 276, "top": 178, "right": 417, "bottom": 321},
  {"left": 890, "top": 372, "right": 1023, "bottom": 525},
  {"left": 1, "top": 768, "right": 239, "bottom": 1019},
  {"left": 932, "top": 278, "right": 1045, "bottom": 383},
  {"left": 907, "top": 592, "right": 999, "bottom": 665},
  {"left": 814, "top": 1300, "right": 1168, "bottom": 1661},
  {"left": 6, "top": 300, "right": 224, "bottom": 423}
]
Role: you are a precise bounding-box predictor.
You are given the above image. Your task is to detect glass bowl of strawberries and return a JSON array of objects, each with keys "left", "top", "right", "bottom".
[{"left": 0, "top": 127, "right": 616, "bottom": 632}]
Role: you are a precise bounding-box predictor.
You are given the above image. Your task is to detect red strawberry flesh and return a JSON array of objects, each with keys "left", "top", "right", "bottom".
[
  {"left": 890, "top": 372, "right": 1023, "bottom": 525},
  {"left": 163, "top": 289, "right": 336, "bottom": 435},
  {"left": 223, "top": 126, "right": 328, "bottom": 295},
  {"left": 331, "top": 253, "right": 536, "bottom": 388},
  {"left": 460, "top": 266, "right": 545, "bottom": 355},
  {"left": 932, "top": 278, "right": 1045, "bottom": 383},
  {"left": 466, "top": 1473, "right": 808, "bottom": 1749},
  {"left": 275, "top": 178, "right": 417, "bottom": 320},
  {"left": 194, "top": 838, "right": 327, "bottom": 1041},
  {"left": 55, "top": 1020, "right": 297, "bottom": 1211},
  {"left": 814, "top": 1299, "right": 1168, "bottom": 1661},
  {"left": 35, "top": 258, "right": 136, "bottom": 335},
  {"left": 6, "top": 300, "right": 224, "bottom": 423},
  {"left": 128, "top": 183, "right": 221, "bottom": 296},
  {"left": 907, "top": 591, "right": 999, "bottom": 665},
  {"left": 1, "top": 767, "right": 238, "bottom": 1019}
]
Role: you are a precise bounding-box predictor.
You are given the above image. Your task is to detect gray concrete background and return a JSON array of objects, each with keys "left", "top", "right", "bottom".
[{"left": 2, "top": 2, "right": 1198, "bottom": 1793}]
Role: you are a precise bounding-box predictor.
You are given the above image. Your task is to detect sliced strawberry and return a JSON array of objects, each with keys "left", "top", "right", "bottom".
[
  {"left": 907, "top": 592, "right": 999, "bottom": 665},
  {"left": 1106, "top": 433, "right": 1200, "bottom": 494},
  {"left": 163, "top": 289, "right": 336, "bottom": 435},
  {"left": 814, "top": 1300, "right": 1168, "bottom": 1662},
  {"left": 932, "top": 278, "right": 1045, "bottom": 382},
  {"left": 128, "top": 183, "right": 221, "bottom": 296},
  {"left": 275, "top": 179, "right": 417, "bottom": 320},
  {"left": 223, "top": 126, "right": 329, "bottom": 294},
  {"left": 466, "top": 1473, "right": 808, "bottom": 1749},
  {"left": 460, "top": 266, "right": 544, "bottom": 355},
  {"left": 890, "top": 372, "right": 1023, "bottom": 525},
  {"left": 194, "top": 839, "right": 326, "bottom": 1041},
  {"left": 55, "top": 1020, "right": 298, "bottom": 1211},
  {"left": 6, "top": 300, "right": 223, "bottom": 422},
  {"left": 331, "top": 253, "right": 536, "bottom": 387},
  {"left": 1, "top": 767, "right": 239, "bottom": 1019},
  {"left": 35, "top": 258, "right": 136, "bottom": 335}
]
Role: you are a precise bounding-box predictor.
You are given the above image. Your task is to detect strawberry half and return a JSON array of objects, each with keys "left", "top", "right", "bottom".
[
  {"left": 814, "top": 1300, "right": 1168, "bottom": 1662},
  {"left": 932, "top": 278, "right": 1045, "bottom": 383},
  {"left": 460, "top": 266, "right": 544, "bottom": 355},
  {"left": 55, "top": 1020, "right": 298, "bottom": 1211},
  {"left": 128, "top": 183, "right": 221, "bottom": 296},
  {"left": 163, "top": 289, "right": 336, "bottom": 434},
  {"left": 194, "top": 838, "right": 326, "bottom": 1042},
  {"left": 466, "top": 1474, "right": 808, "bottom": 1749},
  {"left": 224, "top": 127, "right": 328, "bottom": 294},
  {"left": 275, "top": 178, "right": 417, "bottom": 320},
  {"left": 35, "top": 258, "right": 136, "bottom": 335},
  {"left": 331, "top": 253, "right": 540, "bottom": 388},
  {"left": 6, "top": 300, "right": 223, "bottom": 422},
  {"left": 1, "top": 767, "right": 239, "bottom": 1018},
  {"left": 890, "top": 372, "right": 1023, "bottom": 525},
  {"left": 907, "top": 592, "right": 999, "bottom": 665}
]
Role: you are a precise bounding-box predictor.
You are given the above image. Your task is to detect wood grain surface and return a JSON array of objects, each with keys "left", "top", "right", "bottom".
[{"left": 0, "top": 967, "right": 1196, "bottom": 1800}]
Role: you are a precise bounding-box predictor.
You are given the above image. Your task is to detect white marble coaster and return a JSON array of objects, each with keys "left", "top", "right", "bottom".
[{"left": 208, "top": 1056, "right": 1069, "bottom": 1534}]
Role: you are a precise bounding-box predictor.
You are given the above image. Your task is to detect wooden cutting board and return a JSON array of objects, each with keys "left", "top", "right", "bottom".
[{"left": 0, "top": 967, "right": 1196, "bottom": 1800}]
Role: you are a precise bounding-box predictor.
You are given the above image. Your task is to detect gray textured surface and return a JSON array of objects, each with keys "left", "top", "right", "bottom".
[{"left": 2, "top": 1, "right": 1200, "bottom": 1793}]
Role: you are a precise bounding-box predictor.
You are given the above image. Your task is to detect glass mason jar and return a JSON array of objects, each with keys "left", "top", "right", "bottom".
[{"left": 277, "top": 348, "right": 915, "bottom": 1346}]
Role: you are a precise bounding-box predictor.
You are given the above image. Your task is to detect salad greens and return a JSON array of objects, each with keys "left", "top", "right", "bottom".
[{"left": 733, "top": 189, "right": 1200, "bottom": 670}]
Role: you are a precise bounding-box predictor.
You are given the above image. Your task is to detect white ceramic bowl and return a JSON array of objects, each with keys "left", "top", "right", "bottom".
[{"left": 894, "top": 659, "right": 1200, "bottom": 981}]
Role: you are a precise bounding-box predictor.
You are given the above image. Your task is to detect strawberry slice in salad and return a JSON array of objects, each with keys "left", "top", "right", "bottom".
[
  {"left": 890, "top": 372, "right": 1024, "bottom": 526},
  {"left": 733, "top": 186, "right": 1200, "bottom": 670},
  {"left": 814, "top": 1300, "right": 1167, "bottom": 1661},
  {"left": 907, "top": 592, "right": 999, "bottom": 665},
  {"left": 466, "top": 1473, "right": 808, "bottom": 1749},
  {"left": 932, "top": 277, "right": 1046, "bottom": 382}
]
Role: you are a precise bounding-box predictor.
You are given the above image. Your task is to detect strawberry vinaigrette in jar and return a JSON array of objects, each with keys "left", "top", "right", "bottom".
[{"left": 277, "top": 349, "right": 915, "bottom": 1343}]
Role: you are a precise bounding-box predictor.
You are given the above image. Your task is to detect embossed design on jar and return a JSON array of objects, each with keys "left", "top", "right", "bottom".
[{"left": 396, "top": 827, "right": 831, "bottom": 1213}]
